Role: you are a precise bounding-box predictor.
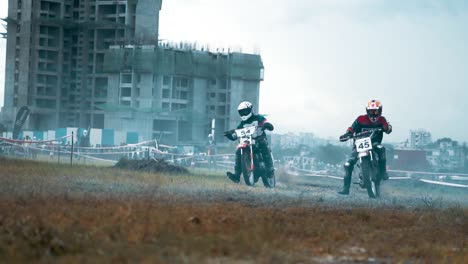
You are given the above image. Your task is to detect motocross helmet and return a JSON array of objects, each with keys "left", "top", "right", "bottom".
[
  {"left": 366, "top": 99, "right": 382, "bottom": 123},
  {"left": 237, "top": 101, "right": 253, "bottom": 121}
]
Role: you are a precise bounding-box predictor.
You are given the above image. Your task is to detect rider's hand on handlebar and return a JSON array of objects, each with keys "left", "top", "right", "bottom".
[
  {"left": 223, "top": 130, "right": 237, "bottom": 141},
  {"left": 385, "top": 125, "right": 392, "bottom": 134},
  {"left": 262, "top": 122, "right": 274, "bottom": 131},
  {"left": 339, "top": 132, "right": 353, "bottom": 142}
]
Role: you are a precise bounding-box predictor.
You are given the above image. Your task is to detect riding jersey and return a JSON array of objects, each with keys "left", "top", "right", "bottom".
[
  {"left": 236, "top": 114, "right": 270, "bottom": 139},
  {"left": 346, "top": 115, "right": 391, "bottom": 144}
]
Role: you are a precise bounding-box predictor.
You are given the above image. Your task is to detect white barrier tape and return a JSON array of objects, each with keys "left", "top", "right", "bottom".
[
  {"left": 450, "top": 176, "right": 468, "bottom": 181},
  {"left": 389, "top": 176, "right": 412, "bottom": 180},
  {"left": 74, "top": 152, "right": 118, "bottom": 164},
  {"left": 389, "top": 169, "right": 468, "bottom": 177},
  {"left": 291, "top": 166, "right": 468, "bottom": 178},
  {"left": 288, "top": 169, "right": 468, "bottom": 189},
  {"left": 286, "top": 170, "right": 342, "bottom": 180},
  {"left": 287, "top": 171, "right": 300, "bottom": 176},
  {"left": 216, "top": 161, "right": 235, "bottom": 165},
  {"left": 291, "top": 167, "right": 330, "bottom": 175},
  {"left": 0, "top": 134, "right": 73, "bottom": 144},
  {"left": 305, "top": 174, "right": 342, "bottom": 180},
  {"left": 1, "top": 141, "right": 153, "bottom": 157},
  {"left": 74, "top": 140, "right": 158, "bottom": 150},
  {"left": 419, "top": 179, "right": 468, "bottom": 188},
  {"left": 215, "top": 164, "right": 233, "bottom": 169},
  {"left": 291, "top": 166, "right": 468, "bottom": 181}
]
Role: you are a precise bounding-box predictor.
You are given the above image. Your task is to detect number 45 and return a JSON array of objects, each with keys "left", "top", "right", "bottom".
[{"left": 359, "top": 141, "right": 370, "bottom": 149}]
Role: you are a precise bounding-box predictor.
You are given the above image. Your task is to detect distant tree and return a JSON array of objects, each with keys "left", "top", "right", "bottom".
[
  {"left": 427, "top": 137, "right": 455, "bottom": 148},
  {"left": 271, "top": 145, "right": 299, "bottom": 159},
  {"left": 314, "top": 144, "right": 347, "bottom": 165}
]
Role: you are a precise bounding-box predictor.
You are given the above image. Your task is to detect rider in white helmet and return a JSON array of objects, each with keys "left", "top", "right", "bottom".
[{"left": 224, "top": 101, "right": 275, "bottom": 183}]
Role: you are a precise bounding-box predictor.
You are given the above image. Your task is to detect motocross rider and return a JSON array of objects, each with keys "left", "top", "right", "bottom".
[
  {"left": 224, "top": 101, "right": 275, "bottom": 183},
  {"left": 338, "top": 99, "right": 392, "bottom": 195}
]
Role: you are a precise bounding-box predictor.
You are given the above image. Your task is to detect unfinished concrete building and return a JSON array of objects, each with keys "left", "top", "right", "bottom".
[
  {"left": 2, "top": 0, "right": 264, "bottom": 146},
  {"left": 101, "top": 45, "right": 264, "bottom": 145}
]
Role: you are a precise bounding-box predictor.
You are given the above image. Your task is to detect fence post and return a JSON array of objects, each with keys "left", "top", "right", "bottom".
[{"left": 70, "top": 132, "right": 74, "bottom": 167}]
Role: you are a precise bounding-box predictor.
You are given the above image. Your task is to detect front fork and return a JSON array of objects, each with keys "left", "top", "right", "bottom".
[
  {"left": 239, "top": 143, "right": 255, "bottom": 172},
  {"left": 249, "top": 144, "right": 254, "bottom": 171},
  {"left": 241, "top": 143, "right": 255, "bottom": 185},
  {"left": 358, "top": 150, "right": 374, "bottom": 164},
  {"left": 358, "top": 151, "right": 374, "bottom": 188}
]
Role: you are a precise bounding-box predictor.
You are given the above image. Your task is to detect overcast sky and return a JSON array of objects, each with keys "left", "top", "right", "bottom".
[{"left": 1, "top": 0, "right": 468, "bottom": 143}]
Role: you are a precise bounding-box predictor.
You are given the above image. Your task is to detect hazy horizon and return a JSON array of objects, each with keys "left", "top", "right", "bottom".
[{"left": 1, "top": 0, "right": 468, "bottom": 144}]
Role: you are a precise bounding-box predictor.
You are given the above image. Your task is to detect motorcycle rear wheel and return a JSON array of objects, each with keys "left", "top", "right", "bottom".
[{"left": 260, "top": 173, "right": 274, "bottom": 188}]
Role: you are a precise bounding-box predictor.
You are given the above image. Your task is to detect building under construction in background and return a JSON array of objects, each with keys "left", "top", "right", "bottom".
[{"left": 1, "top": 0, "right": 264, "bottom": 146}]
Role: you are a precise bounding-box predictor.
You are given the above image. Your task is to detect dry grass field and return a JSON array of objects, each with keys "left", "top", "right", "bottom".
[{"left": 0, "top": 157, "right": 467, "bottom": 263}]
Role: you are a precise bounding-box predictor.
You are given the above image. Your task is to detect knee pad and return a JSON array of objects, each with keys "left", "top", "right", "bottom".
[
  {"left": 344, "top": 162, "right": 352, "bottom": 172},
  {"left": 375, "top": 145, "right": 386, "bottom": 159}
]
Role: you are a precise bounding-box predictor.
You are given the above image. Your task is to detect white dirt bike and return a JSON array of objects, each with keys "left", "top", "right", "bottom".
[{"left": 344, "top": 128, "right": 384, "bottom": 198}]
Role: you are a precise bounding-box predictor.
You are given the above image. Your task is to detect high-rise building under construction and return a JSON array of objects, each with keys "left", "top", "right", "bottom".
[{"left": 2, "top": 0, "right": 264, "bottom": 145}]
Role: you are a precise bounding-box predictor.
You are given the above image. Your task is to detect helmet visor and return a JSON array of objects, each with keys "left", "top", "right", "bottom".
[
  {"left": 367, "top": 109, "right": 380, "bottom": 117},
  {"left": 238, "top": 108, "right": 251, "bottom": 117}
]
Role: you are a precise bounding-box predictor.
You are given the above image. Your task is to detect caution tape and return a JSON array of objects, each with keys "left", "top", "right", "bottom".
[
  {"left": 0, "top": 134, "right": 73, "bottom": 144},
  {"left": 287, "top": 166, "right": 468, "bottom": 188}
]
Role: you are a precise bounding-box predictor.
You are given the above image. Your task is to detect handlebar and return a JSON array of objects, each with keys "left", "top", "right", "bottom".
[
  {"left": 354, "top": 128, "right": 383, "bottom": 138},
  {"left": 340, "top": 128, "right": 383, "bottom": 142}
]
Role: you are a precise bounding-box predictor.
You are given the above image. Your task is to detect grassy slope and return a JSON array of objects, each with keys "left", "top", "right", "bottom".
[{"left": 0, "top": 159, "right": 466, "bottom": 263}]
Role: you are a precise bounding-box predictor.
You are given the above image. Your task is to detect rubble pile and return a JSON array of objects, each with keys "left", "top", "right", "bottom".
[{"left": 114, "top": 157, "right": 189, "bottom": 175}]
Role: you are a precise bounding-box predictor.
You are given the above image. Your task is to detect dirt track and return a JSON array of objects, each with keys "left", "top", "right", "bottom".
[{"left": 0, "top": 160, "right": 467, "bottom": 263}]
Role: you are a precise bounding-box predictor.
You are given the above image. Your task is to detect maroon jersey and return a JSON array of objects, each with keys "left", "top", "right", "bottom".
[{"left": 346, "top": 115, "right": 391, "bottom": 144}]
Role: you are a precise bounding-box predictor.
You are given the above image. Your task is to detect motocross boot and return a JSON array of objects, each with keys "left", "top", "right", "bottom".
[
  {"left": 358, "top": 173, "right": 365, "bottom": 189},
  {"left": 267, "top": 167, "right": 275, "bottom": 179},
  {"left": 227, "top": 152, "right": 242, "bottom": 183},
  {"left": 338, "top": 175, "right": 351, "bottom": 195},
  {"left": 260, "top": 143, "right": 275, "bottom": 179},
  {"left": 379, "top": 160, "right": 389, "bottom": 181},
  {"left": 264, "top": 158, "right": 275, "bottom": 179},
  {"left": 226, "top": 172, "right": 240, "bottom": 183},
  {"left": 338, "top": 161, "right": 353, "bottom": 195}
]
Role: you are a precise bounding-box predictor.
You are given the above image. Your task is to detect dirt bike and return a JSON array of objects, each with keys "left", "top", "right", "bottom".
[
  {"left": 343, "top": 128, "right": 383, "bottom": 198},
  {"left": 231, "top": 125, "right": 275, "bottom": 188}
]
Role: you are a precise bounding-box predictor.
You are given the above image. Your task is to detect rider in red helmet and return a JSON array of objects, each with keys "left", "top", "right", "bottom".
[{"left": 337, "top": 99, "right": 392, "bottom": 195}]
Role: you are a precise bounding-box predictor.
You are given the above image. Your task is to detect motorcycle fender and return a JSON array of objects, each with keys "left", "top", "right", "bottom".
[
  {"left": 358, "top": 152, "right": 368, "bottom": 158},
  {"left": 237, "top": 142, "right": 249, "bottom": 149}
]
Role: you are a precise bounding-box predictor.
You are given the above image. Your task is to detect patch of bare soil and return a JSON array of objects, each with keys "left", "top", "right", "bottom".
[{"left": 114, "top": 157, "right": 189, "bottom": 175}]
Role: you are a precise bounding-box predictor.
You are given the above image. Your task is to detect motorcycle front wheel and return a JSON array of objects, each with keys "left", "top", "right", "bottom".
[
  {"left": 361, "top": 158, "right": 380, "bottom": 198},
  {"left": 241, "top": 151, "right": 254, "bottom": 186}
]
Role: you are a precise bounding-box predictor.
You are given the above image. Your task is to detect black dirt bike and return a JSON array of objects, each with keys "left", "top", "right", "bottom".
[{"left": 342, "top": 128, "right": 383, "bottom": 198}]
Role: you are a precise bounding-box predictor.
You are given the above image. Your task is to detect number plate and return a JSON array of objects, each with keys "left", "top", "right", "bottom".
[
  {"left": 235, "top": 126, "right": 257, "bottom": 139},
  {"left": 355, "top": 137, "right": 372, "bottom": 152}
]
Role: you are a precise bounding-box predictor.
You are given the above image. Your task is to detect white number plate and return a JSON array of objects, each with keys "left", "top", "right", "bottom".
[
  {"left": 235, "top": 126, "right": 257, "bottom": 139},
  {"left": 355, "top": 137, "right": 372, "bottom": 152}
]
